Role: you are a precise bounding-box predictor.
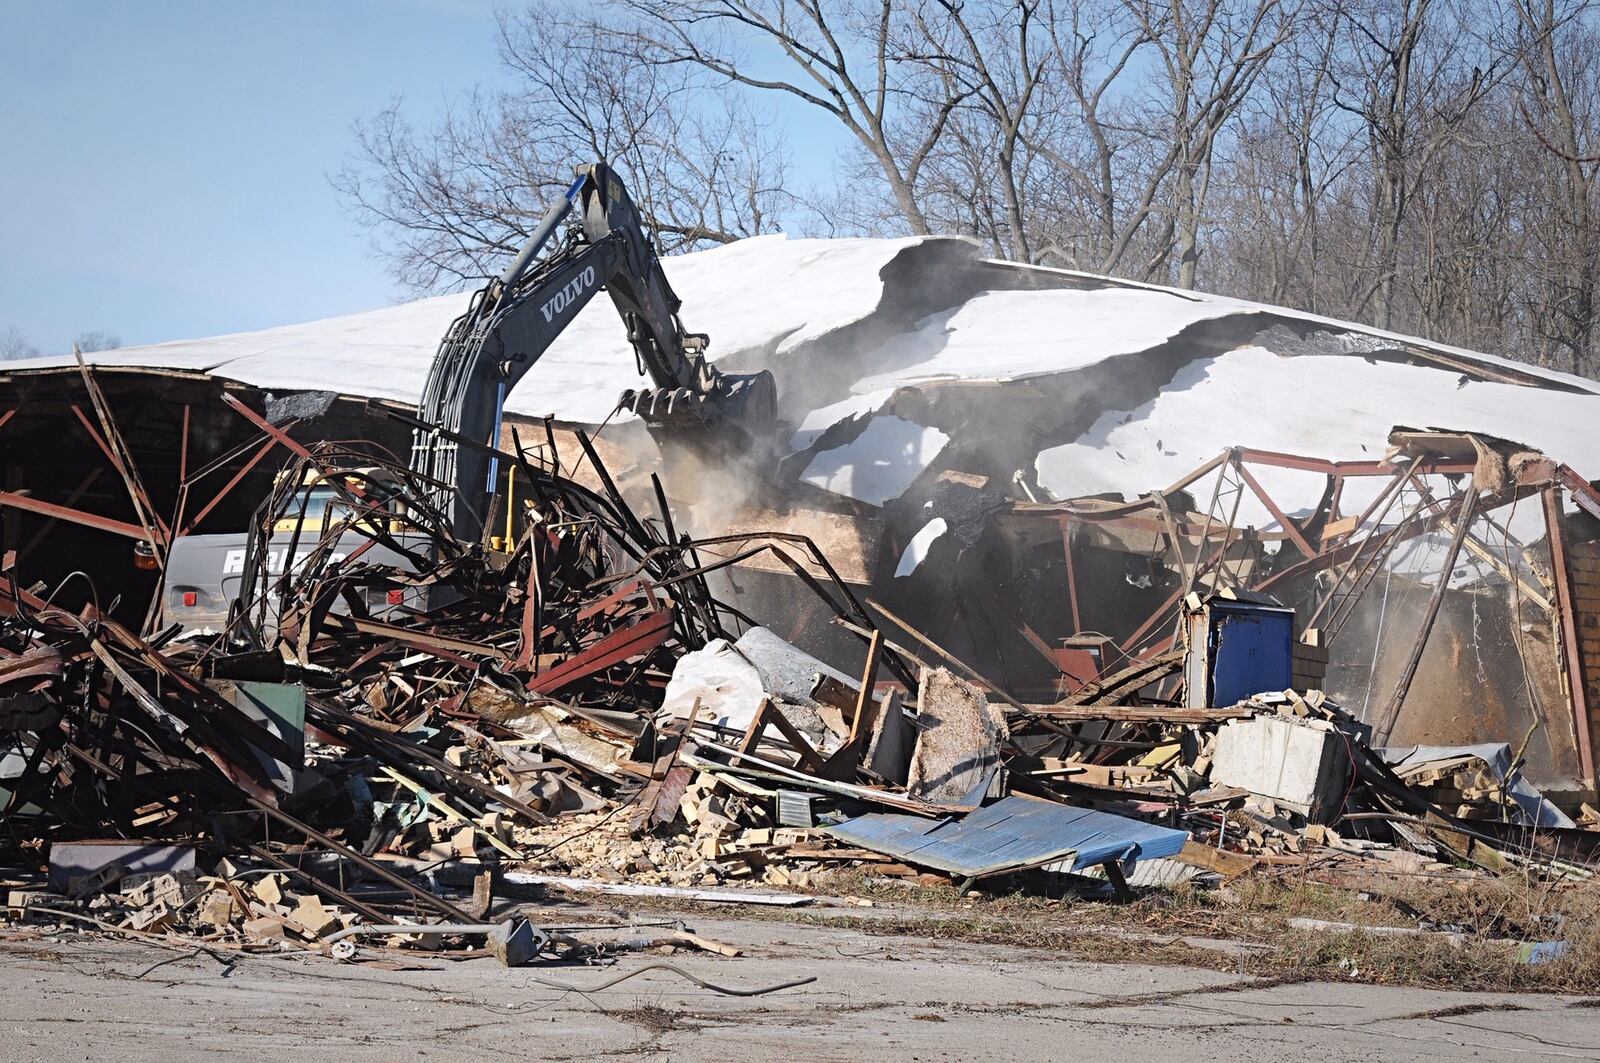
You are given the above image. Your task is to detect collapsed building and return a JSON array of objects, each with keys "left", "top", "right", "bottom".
[
  {"left": 3, "top": 231, "right": 1600, "bottom": 969},
  {"left": 7, "top": 234, "right": 1597, "bottom": 800}
]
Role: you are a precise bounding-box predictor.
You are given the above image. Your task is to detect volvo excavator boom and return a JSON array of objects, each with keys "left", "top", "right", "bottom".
[{"left": 411, "top": 162, "right": 777, "bottom": 540}]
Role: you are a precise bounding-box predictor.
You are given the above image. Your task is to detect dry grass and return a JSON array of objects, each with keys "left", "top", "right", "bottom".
[
  {"left": 627, "top": 866, "right": 1600, "bottom": 993},
  {"left": 609, "top": 1003, "right": 686, "bottom": 1033}
]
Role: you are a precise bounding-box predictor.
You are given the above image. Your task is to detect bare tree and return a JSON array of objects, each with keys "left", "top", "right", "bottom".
[
  {"left": 0, "top": 327, "right": 39, "bottom": 361},
  {"left": 1021, "top": 0, "right": 1294, "bottom": 286},
  {"left": 1134, "top": 0, "right": 1297, "bottom": 287},
  {"left": 902, "top": 0, "right": 1049, "bottom": 259},
  {"left": 1509, "top": 0, "right": 1600, "bottom": 374},
  {"left": 615, "top": 0, "right": 980, "bottom": 234},
  {"left": 1213, "top": 7, "right": 1359, "bottom": 310},
  {"left": 73, "top": 331, "right": 121, "bottom": 353},
  {"left": 1326, "top": 0, "right": 1508, "bottom": 328},
  {"left": 335, "top": 2, "right": 794, "bottom": 291},
  {"left": 335, "top": 0, "right": 1600, "bottom": 375}
]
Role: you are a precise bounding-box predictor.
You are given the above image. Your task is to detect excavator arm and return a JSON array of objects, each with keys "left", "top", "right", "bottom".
[{"left": 412, "top": 162, "right": 776, "bottom": 541}]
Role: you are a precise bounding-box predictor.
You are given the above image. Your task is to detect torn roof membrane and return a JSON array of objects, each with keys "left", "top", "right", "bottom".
[{"left": 850, "top": 286, "right": 1243, "bottom": 391}]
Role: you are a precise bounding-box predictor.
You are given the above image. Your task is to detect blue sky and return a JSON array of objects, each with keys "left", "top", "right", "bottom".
[{"left": 0, "top": 0, "right": 516, "bottom": 351}]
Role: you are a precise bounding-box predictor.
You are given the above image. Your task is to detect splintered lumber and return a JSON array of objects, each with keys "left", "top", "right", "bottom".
[
  {"left": 1015, "top": 704, "right": 1257, "bottom": 723},
  {"left": 1060, "top": 650, "right": 1184, "bottom": 705},
  {"left": 1174, "top": 839, "right": 1258, "bottom": 879}
]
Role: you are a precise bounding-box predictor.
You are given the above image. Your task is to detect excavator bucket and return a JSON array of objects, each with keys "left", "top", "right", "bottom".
[{"left": 619, "top": 367, "right": 779, "bottom": 455}]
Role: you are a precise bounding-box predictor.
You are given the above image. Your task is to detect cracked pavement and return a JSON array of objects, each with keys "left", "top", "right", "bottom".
[{"left": 2, "top": 910, "right": 1596, "bottom": 1062}]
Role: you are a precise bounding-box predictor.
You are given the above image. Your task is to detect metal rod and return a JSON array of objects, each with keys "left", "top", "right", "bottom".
[
  {"left": 246, "top": 797, "right": 473, "bottom": 922},
  {"left": 1371, "top": 485, "right": 1478, "bottom": 741}
]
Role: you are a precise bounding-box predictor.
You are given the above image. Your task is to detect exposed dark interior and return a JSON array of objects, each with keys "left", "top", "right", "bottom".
[{"left": 0, "top": 367, "right": 410, "bottom": 626}]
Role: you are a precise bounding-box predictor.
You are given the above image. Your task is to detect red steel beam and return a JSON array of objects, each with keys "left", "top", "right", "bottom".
[
  {"left": 1061, "top": 522, "right": 1082, "bottom": 633},
  {"left": 1558, "top": 465, "right": 1600, "bottom": 521},
  {"left": 0, "top": 490, "right": 150, "bottom": 541},
  {"left": 528, "top": 609, "right": 674, "bottom": 695},
  {"left": 1235, "top": 461, "right": 1317, "bottom": 560},
  {"left": 221, "top": 392, "right": 315, "bottom": 461},
  {"left": 69, "top": 404, "right": 168, "bottom": 541},
  {"left": 1234, "top": 447, "right": 1476, "bottom": 478},
  {"left": 179, "top": 434, "right": 281, "bottom": 537},
  {"left": 17, "top": 467, "right": 105, "bottom": 561}
]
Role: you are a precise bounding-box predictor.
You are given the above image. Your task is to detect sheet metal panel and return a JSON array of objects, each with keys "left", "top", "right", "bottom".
[{"left": 826, "top": 794, "right": 1189, "bottom": 878}]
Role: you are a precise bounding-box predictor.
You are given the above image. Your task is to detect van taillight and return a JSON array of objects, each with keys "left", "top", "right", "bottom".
[
  {"left": 386, "top": 590, "right": 404, "bottom": 605},
  {"left": 182, "top": 591, "right": 198, "bottom": 608}
]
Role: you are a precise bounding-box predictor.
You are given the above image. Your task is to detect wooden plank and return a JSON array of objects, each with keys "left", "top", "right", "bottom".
[
  {"left": 1018, "top": 703, "right": 1255, "bottom": 722},
  {"left": 736, "top": 698, "right": 773, "bottom": 758},
  {"left": 848, "top": 631, "right": 885, "bottom": 745},
  {"left": 1041, "top": 760, "right": 1156, "bottom": 787},
  {"left": 499, "top": 872, "right": 810, "bottom": 906},
  {"left": 1175, "top": 839, "right": 1257, "bottom": 879},
  {"left": 761, "top": 702, "right": 829, "bottom": 775}
]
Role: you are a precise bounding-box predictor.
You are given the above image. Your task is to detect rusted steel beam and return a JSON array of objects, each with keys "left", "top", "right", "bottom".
[
  {"left": 0, "top": 490, "right": 150, "bottom": 541},
  {"left": 1558, "top": 465, "right": 1600, "bottom": 521},
  {"left": 68, "top": 400, "right": 169, "bottom": 543},
  {"left": 1061, "top": 522, "right": 1082, "bottom": 633},
  {"left": 243, "top": 843, "right": 390, "bottom": 925},
  {"left": 222, "top": 392, "right": 315, "bottom": 460},
  {"left": 16, "top": 467, "right": 106, "bottom": 562},
  {"left": 1235, "top": 447, "right": 1476, "bottom": 478},
  {"left": 178, "top": 404, "right": 191, "bottom": 482},
  {"left": 1234, "top": 460, "right": 1317, "bottom": 560},
  {"left": 180, "top": 433, "right": 281, "bottom": 536},
  {"left": 513, "top": 534, "right": 546, "bottom": 672},
  {"left": 527, "top": 608, "right": 674, "bottom": 694},
  {"left": 1544, "top": 486, "right": 1596, "bottom": 788},
  {"left": 1158, "top": 450, "right": 1231, "bottom": 496},
  {"left": 318, "top": 612, "right": 510, "bottom": 663},
  {"left": 246, "top": 796, "right": 472, "bottom": 923}
]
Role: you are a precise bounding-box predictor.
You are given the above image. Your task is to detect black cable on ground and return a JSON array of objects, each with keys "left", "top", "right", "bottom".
[{"left": 524, "top": 963, "right": 816, "bottom": 997}]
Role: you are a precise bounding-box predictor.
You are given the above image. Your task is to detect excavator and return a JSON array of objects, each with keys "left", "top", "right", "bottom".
[
  {"left": 410, "top": 161, "right": 777, "bottom": 542},
  {"left": 161, "top": 162, "right": 777, "bottom": 632}
]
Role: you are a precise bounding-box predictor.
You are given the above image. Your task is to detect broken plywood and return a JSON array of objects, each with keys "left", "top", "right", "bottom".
[{"left": 907, "top": 668, "right": 1007, "bottom": 805}]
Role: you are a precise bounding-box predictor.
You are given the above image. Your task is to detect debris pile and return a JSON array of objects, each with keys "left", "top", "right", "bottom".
[{"left": 3, "top": 431, "right": 1597, "bottom": 974}]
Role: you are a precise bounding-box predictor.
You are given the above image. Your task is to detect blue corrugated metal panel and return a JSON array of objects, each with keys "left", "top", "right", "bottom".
[{"left": 825, "top": 795, "right": 1189, "bottom": 878}]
